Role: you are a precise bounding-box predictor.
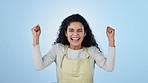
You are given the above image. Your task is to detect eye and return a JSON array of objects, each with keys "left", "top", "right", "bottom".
[
  {"left": 68, "top": 29, "right": 74, "bottom": 32},
  {"left": 77, "top": 29, "right": 83, "bottom": 32}
]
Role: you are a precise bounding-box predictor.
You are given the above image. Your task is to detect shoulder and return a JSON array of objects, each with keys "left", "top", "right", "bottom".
[
  {"left": 86, "top": 46, "right": 102, "bottom": 55},
  {"left": 87, "top": 46, "right": 100, "bottom": 51},
  {"left": 52, "top": 43, "right": 66, "bottom": 51}
]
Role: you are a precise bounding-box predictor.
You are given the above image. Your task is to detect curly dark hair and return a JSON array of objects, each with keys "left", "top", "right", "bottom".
[{"left": 54, "top": 14, "right": 101, "bottom": 50}]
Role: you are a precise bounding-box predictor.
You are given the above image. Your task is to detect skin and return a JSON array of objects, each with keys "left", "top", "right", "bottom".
[
  {"left": 31, "top": 24, "right": 41, "bottom": 46},
  {"left": 65, "top": 22, "right": 86, "bottom": 50},
  {"left": 31, "top": 22, "right": 115, "bottom": 50}
]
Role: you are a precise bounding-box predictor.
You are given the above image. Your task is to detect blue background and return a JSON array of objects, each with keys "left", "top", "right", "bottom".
[{"left": 0, "top": 0, "right": 148, "bottom": 83}]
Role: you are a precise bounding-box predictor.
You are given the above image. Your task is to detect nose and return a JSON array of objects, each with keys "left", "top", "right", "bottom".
[{"left": 73, "top": 31, "right": 78, "bottom": 36}]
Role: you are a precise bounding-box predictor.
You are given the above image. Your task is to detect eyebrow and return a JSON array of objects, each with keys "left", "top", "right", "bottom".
[
  {"left": 77, "top": 28, "right": 83, "bottom": 30},
  {"left": 68, "top": 28, "right": 73, "bottom": 30},
  {"left": 68, "top": 28, "right": 83, "bottom": 30}
]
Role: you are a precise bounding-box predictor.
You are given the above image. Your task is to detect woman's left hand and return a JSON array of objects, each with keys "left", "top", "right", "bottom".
[
  {"left": 106, "top": 26, "right": 115, "bottom": 47},
  {"left": 106, "top": 26, "right": 115, "bottom": 40}
]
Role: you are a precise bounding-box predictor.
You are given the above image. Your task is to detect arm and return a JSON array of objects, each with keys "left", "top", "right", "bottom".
[
  {"left": 32, "top": 45, "right": 56, "bottom": 71},
  {"left": 31, "top": 24, "right": 42, "bottom": 70},
  {"left": 31, "top": 24, "right": 56, "bottom": 70},
  {"left": 104, "top": 26, "right": 115, "bottom": 71},
  {"left": 95, "top": 26, "right": 115, "bottom": 72}
]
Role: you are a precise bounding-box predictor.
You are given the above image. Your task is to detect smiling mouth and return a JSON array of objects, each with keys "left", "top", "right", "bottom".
[{"left": 71, "top": 37, "right": 80, "bottom": 41}]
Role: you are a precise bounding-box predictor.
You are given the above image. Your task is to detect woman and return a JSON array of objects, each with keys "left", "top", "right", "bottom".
[{"left": 32, "top": 14, "right": 115, "bottom": 83}]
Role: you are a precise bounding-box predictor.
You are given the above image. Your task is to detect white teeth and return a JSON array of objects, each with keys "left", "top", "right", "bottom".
[{"left": 72, "top": 38, "right": 79, "bottom": 40}]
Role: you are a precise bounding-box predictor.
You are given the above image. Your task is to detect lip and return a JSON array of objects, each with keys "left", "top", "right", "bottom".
[{"left": 71, "top": 37, "right": 80, "bottom": 42}]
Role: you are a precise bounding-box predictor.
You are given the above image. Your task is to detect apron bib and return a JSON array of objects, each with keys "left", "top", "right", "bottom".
[{"left": 59, "top": 46, "right": 92, "bottom": 83}]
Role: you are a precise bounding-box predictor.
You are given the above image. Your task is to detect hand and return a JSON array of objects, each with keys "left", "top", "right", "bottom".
[
  {"left": 31, "top": 24, "right": 41, "bottom": 45},
  {"left": 106, "top": 26, "right": 115, "bottom": 40},
  {"left": 106, "top": 26, "right": 115, "bottom": 47},
  {"left": 31, "top": 24, "right": 41, "bottom": 38}
]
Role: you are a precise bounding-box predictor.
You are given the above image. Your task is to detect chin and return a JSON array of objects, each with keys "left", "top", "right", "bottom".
[{"left": 70, "top": 43, "right": 81, "bottom": 47}]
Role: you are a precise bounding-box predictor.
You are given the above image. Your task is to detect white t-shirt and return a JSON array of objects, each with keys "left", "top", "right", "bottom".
[{"left": 32, "top": 43, "right": 115, "bottom": 82}]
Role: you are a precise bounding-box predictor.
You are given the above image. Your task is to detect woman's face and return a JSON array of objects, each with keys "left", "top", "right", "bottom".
[{"left": 65, "top": 22, "right": 86, "bottom": 50}]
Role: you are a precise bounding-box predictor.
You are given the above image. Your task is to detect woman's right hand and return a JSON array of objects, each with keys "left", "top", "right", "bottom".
[
  {"left": 31, "top": 24, "right": 41, "bottom": 38},
  {"left": 31, "top": 24, "right": 41, "bottom": 45}
]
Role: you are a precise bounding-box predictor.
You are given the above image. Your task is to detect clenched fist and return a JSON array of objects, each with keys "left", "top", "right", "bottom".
[
  {"left": 31, "top": 24, "right": 41, "bottom": 38},
  {"left": 31, "top": 24, "right": 41, "bottom": 45},
  {"left": 106, "top": 26, "right": 115, "bottom": 47}
]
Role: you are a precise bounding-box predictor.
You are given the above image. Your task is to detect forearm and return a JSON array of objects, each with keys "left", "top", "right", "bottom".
[
  {"left": 105, "top": 46, "right": 115, "bottom": 72},
  {"left": 32, "top": 45, "right": 43, "bottom": 70}
]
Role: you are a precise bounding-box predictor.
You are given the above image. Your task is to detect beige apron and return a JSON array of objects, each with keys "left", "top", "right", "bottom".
[{"left": 59, "top": 46, "right": 92, "bottom": 83}]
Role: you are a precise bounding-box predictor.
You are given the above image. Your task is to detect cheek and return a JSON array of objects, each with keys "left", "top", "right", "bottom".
[
  {"left": 65, "top": 33, "right": 71, "bottom": 39},
  {"left": 80, "top": 32, "right": 86, "bottom": 37}
]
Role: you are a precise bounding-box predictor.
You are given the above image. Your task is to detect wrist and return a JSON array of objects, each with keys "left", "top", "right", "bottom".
[
  {"left": 109, "top": 39, "right": 115, "bottom": 47},
  {"left": 33, "top": 37, "right": 39, "bottom": 46},
  {"left": 109, "top": 43, "right": 115, "bottom": 47},
  {"left": 108, "top": 37, "right": 114, "bottom": 41}
]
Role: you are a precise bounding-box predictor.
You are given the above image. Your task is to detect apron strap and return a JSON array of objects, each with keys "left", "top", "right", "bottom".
[
  {"left": 83, "top": 47, "right": 90, "bottom": 59},
  {"left": 60, "top": 46, "right": 68, "bottom": 68},
  {"left": 63, "top": 46, "right": 68, "bottom": 57}
]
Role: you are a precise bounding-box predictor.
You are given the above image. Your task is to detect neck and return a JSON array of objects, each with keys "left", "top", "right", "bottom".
[{"left": 69, "top": 45, "right": 82, "bottom": 50}]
